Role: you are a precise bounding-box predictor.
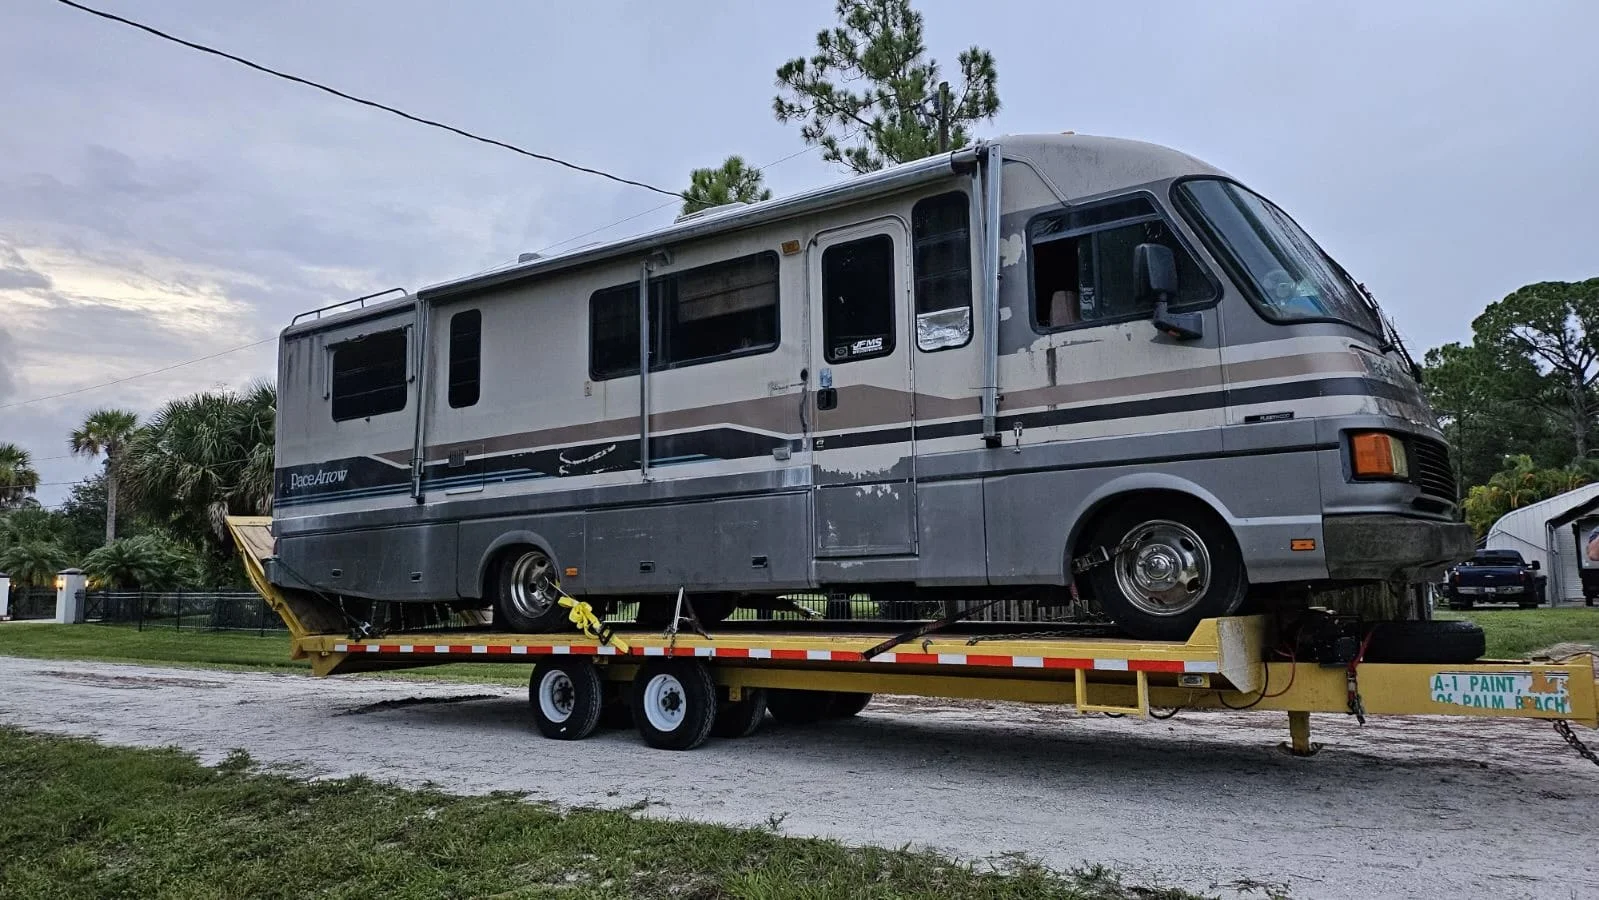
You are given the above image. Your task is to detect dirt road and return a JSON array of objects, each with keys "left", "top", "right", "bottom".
[{"left": 1, "top": 655, "right": 1594, "bottom": 899}]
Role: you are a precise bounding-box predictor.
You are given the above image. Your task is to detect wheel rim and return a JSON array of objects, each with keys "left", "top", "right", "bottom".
[
  {"left": 508, "top": 550, "right": 557, "bottom": 620},
  {"left": 642, "top": 673, "right": 686, "bottom": 733},
  {"left": 1111, "top": 519, "right": 1213, "bottom": 617},
  {"left": 537, "top": 670, "right": 575, "bottom": 724}
]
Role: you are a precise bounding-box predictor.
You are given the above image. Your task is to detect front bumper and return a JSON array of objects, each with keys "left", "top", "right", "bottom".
[{"left": 1324, "top": 515, "right": 1474, "bottom": 582}]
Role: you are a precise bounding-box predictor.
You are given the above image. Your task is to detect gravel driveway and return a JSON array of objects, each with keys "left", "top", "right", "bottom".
[{"left": 1, "top": 654, "right": 1595, "bottom": 899}]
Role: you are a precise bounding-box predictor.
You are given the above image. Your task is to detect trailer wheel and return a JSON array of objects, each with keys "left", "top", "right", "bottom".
[
  {"left": 631, "top": 660, "right": 718, "bottom": 750},
  {"left": 711, "top": 687, "right": 768, "bottom": 738},
  {"left": 1082, "top": 497, "right": 1246, "bottom": 641},
  {"left": 829, "top": 692, "right": 873, "bottom": 718},
  {"left": 765, "top": 689, "right": 836, "bottom": 725},
  {"left": 529, "top": 658, "right": 604, "bottom": 740},
  {"left": 496, "top": 547, "right": 568, "bottom": 633}
]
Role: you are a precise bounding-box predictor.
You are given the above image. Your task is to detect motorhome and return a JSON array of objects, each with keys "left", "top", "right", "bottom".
[{"left": 268, "top": 133, "right": 1472, "bottom": 641}]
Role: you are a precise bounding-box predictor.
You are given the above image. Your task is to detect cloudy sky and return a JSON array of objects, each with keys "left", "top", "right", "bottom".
[{"left": 2, "top": 0, "right": 1596, "bottom": 506}]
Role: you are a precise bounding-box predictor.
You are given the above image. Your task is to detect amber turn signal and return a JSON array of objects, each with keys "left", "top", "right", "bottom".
[{"left": 1350, "top": 432, "right": 1409, "bottom": 478}]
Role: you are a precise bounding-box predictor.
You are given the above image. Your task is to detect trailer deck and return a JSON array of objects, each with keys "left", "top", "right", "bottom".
[{"left": 227, "top": 517, "right": 1599, "bottom": 755}]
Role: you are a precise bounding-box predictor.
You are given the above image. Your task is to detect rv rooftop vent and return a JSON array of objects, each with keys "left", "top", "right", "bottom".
[
  {"left": 674, "top": 201, "right": 751, "bottom": 224},
  {"left": 517, "top": 252, "right": 541, "bottom": 263}
]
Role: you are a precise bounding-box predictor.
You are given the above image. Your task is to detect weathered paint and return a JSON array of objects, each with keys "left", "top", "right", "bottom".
[{"left": 1429, "top": 670, "right": 1572, "bottom": 715}]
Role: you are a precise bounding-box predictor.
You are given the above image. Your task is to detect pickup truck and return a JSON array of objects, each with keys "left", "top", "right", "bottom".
[{"left": 1444, "top": 549, "right": 1545, "bottom": 609}]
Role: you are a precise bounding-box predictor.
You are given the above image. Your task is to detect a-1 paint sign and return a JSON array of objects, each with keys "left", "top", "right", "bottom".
[{"left": 1429, "top": 670, "right": 1570, "bottom": 714}]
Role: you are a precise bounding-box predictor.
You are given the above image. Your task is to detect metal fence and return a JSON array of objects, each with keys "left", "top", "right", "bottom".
[
  {"left": 7, "top": 587, "right": 58, "bottom": 621},
  {"left": 84, "top": 591, "right": 286, "bottom": 633}
]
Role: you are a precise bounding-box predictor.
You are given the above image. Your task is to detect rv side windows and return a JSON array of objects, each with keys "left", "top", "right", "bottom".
[
  {"left": 447, "top": 310, "right": 481, "bottom": 408},
  {"left": 661, "top": 252, "right": 779, "bottom": 366},
  {"left": 912, "top": 192, "right": 973, "bottom": 351},
  {"left": 1031, "top": 200, "right": 1215, "bottom": 331},
  {"left": 589, "top": 251, "right": 779, "bottom": 381},
  {"left": 822, "top": 234, "right": 896, "bottom": 363},
  {"left": 590, "top": 284, "right": 644, "bottom": 379},
  {"left": 330, "top": 328, "right": 408, "bottom": 421}
]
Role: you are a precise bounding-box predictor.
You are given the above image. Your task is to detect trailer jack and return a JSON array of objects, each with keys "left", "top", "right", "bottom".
[{"left": 1281, "top": 711, "right": 1321, "bottom": 757}]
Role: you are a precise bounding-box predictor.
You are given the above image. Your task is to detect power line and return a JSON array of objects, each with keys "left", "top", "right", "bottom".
[
  {"left": 533, "top": 126, "right": 868, "bottom": 257},
  {"left": 52, "top": 0, "right": 682, "bottom": 200},
  {"left": 0, "top": 336, "right": 276, "bottom": 411}
]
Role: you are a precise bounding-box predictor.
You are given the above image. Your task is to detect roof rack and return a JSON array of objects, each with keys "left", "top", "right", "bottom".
[{"left": 290, "top": 287, "right": 410, "bottom": 325}]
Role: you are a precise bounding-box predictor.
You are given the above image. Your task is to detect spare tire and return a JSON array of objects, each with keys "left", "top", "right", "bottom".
[{"left": 1362, "top": 620, "right": 1485, "bottom": 664}]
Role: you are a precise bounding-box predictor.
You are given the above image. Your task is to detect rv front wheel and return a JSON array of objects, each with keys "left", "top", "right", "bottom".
[
  {"left": 495, "top": 547, "right": 568, "bottom": 633},
  {"left": 1082, "top": 497, "right": 1246, "bottom": 642}
]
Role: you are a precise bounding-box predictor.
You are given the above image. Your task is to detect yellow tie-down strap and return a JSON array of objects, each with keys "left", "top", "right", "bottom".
[{"left": 558, "top": 596, "right": 630, "bottom": 654}]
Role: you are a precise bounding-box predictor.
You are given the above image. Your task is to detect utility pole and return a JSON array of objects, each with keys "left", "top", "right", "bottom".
[{"left": 936, "top": 81, "right": 951, "bottom": 152}]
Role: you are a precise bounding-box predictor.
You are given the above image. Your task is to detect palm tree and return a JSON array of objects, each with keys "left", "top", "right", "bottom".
[
  {"left": 680, "top": 156, "right": 773, "bottom": 215},
  {"left": 0, "top": 443, "right": 40, "bottom": 510},
  {"left": 0, "top": 540, "right": 69, "bottom": 587},
  {"left": 82, "top": 533, "right": 199, "bottom": 591},
  {"left": 69, "top": 408, "right": 139, "bottom": 544},
  {"left": 121, "top": 383, "right": 276, "bottom": 555}
]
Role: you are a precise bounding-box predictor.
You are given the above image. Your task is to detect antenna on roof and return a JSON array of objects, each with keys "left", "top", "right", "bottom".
[{"left": 517, "top": 252, "right": 541, "bottom": 264}]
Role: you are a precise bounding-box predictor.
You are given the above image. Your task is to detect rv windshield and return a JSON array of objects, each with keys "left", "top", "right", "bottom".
[{"left": 1177, "top": 179, "right": 1382, "bottom": 335}]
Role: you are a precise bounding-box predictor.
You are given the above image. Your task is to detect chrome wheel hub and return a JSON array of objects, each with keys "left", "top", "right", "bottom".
[
  {"left": 508, "top": 550, "right": 557, "bottom": 619},
  {"left": 1112, "top": 520, "right": 1212, "bottom": 617}
]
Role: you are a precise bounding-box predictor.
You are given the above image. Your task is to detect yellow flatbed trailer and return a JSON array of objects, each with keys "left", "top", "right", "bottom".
[{"left": 227, "top": 517, "right": 1599, "bottom": 756}]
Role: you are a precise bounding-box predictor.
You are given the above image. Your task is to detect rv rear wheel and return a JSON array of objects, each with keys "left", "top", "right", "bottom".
[
  {"left": 1082, "top": 497, "right": 1246, "bottom": 642},
  {"left": 633, "top": 595, "right": 736, "bottom": 629},
  {"left": 495, "top": 547, "right": 568, "bottom": 633}
]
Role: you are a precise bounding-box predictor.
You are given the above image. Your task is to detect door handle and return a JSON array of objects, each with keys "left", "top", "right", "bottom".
[{"left": 816, "top": 387, "right": 838, "bottom": 411}]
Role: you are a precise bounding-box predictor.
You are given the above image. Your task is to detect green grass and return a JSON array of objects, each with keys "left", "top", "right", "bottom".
[
  {"left": 0, "top": 729, "right": 1197, "bottom": 900},
  {"left": 1436, "top": 607, "right": 1599, "bottom": 659},
  {"left": 0, "top": 624, "right": 530, "bottom": 686}
]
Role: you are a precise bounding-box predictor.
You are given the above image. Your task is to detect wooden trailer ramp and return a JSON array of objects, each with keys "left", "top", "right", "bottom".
[{"left": 227, "top": 516, "right": 1599, "bottom": 756}]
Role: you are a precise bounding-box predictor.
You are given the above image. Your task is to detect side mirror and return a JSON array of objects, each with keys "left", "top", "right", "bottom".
[
  {"left": 1530, "top": 560, "right": 1541, "bottom": 570},
  {"left": 1134, "top": 243, "right": 1202, "bottom": 341}
]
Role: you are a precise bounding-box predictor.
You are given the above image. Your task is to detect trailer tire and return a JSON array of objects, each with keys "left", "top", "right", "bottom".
[
  {"left": 766, "top": 689, "right": 836, "bottom": 725},
  {"left": 631, "top": 660, "right": 718, "bottom": 750},
  {"left": 529, "top": 658, "right": 604, "bottom": 740},
  {"left": 495, "top": 547, "right": 569, "bottom": 633},
  {"left": 829, "top": 692, "right": 872, "bottom": 718},
  {"left": 1082, "top": 497, "right": 1246, "bottom": 642},
  {"left": 712, "top": 687, "right": 768, "bottom": 738},
  {"left": 1361, "top": 620, "right": 1486, "bottom": 664}
]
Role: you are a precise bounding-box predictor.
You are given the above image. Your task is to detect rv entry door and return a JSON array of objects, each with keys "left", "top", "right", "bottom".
[{"left": 809, "top": 219, "right": 917, "bottom": 557}]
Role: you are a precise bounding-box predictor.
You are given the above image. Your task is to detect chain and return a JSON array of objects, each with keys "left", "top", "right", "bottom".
[
  {"left": 1554, "top": 719, "right": 1599, "bottom": 767},
  {"left": 1345, "top": 664, "right": 1366, "bottom": 725}
]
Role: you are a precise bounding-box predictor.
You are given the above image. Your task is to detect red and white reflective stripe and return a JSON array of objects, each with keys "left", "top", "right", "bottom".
[{"left": 330, "top": 642, "right": 1222, "bottom": 673}]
